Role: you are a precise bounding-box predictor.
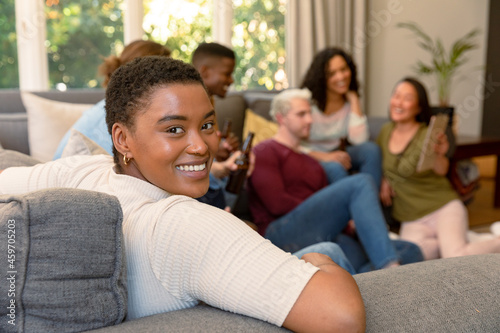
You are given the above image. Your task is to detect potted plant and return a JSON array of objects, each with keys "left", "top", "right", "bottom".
[{"left": 396, "top": 21, "right": 481, "bottom": 109}]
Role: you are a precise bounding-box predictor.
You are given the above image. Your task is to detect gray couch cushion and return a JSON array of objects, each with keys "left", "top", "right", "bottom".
[
  {"left": 0, "top": 188, "right": 127, "bottom": 332},
  {"left": 0, "top": 89, "right": 106, "bottom": 156},
  {"left": 354, "top": 254, "right": 500, "bottom": 332},
  {"left": 0, "top": 113, "right": 30, "bottom": 155},
  {"left": 89, "top": 304, "right": 290, "bottom": 333},
  {"left": 214, "top": 93, "right": 247, "bottom": 142}
]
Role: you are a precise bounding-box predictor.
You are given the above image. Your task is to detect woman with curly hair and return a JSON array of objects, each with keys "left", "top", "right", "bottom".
[{"left": 300, "top": 47, "right": 382, "bottom": 189}]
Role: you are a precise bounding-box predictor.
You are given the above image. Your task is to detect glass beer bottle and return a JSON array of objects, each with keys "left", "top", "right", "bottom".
[
  {"left": 225, "top": 132, "right": 255, "bottom": 194},
  {"left": 220, "top": 119, "right": 232, "bottom": 140}
]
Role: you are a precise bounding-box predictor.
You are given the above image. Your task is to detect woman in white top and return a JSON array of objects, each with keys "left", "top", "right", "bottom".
[
  {"left": 0, "top": 56, "right": 365, "bottom": 332},
  {"left": 301, "top": 47, "right": 382, "bottom": 189}
]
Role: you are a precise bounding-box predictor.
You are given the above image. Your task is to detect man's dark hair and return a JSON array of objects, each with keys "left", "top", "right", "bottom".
[
  {"left": 192, "top": 42, "right": 235, "bottom": 68},
  {"left": 105, "top": 56, "right": 206, "bottom": 164},
  {"left": 300, "top": 47, "right": 359, "bottom": 111}
]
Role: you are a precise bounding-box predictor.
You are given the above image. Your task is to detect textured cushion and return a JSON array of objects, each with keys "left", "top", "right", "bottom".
[
  {"left": 61, "top": 129, "right": 110, "bottom": 158},
  {"left": 0, "top": 188, "right": 127, "bottom": 332},
  {"left": 0, "top": 149, "right": 41, "bottom": 169},
  {"left": 0, "top": 113, "right": 30, "bottom": 155},
  {"left": 354, "top": 254, "right": 500, "bottom": 332},
  {"left": 243, "top": 109, "right": 278, "bottom": 147},
  {"left": 88, "top": 304, "right": 290, "bottom": 333},
  {"left": 53, "top": 99, "right": 113, "bottom": 160},
  {"left": 21, "top": 92, "right": 93, "bottom": 162}
]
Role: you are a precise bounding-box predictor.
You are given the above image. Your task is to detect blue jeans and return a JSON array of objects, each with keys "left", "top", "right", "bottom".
[
  {"left": 321, "top": 141, "right": 382, "bottom": 189},
  {"left": 292, "top": 242, "right": 356, "bottom": 275},
  {"left": 265, "top": 173, "right": 399, "bottom": 270},
  {"left": 335, "top": 234, "right": 423, "bottom": 274}
]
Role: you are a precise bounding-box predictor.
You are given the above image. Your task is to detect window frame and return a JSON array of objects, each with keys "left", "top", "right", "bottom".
[{"left": 14, "top": 0, "right": 262, "bottom": 91}]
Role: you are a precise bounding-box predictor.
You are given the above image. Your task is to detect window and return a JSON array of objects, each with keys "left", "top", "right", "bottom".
[
  {"left": 10, "top": 0, "right": 287, "bottom": 91},
  {"left": 45, "top": 0, "right": 124, "bottom": 89},
  {"left": 144, "top": 0, "right": 286, "bottom": 91},
  {"left": 143, "top": 0, "right": 213, "bottom": 64},
  {"left": 0, "top": 0, "right": 19, "bottom": 88},
  {"left": 233, "top": 0, "right": 287, "bottom": 90}
]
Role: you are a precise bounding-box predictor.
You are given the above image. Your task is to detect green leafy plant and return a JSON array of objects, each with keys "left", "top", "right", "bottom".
[{"left": 397, "top": 21, "right": 481, "bottom": 107}]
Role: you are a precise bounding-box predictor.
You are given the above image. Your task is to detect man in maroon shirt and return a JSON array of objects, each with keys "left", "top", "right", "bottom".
[{"left": 248, "top": 88, "right": 402, "bottom": 272}]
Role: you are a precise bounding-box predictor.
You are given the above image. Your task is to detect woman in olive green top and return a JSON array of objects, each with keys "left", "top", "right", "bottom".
[{"left": 377, "top": 77, "right": 500, "bottom": 260}]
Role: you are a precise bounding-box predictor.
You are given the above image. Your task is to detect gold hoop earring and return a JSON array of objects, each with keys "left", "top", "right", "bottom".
[{"left": 123, "top": 153, "right": 130, "bottom": 166}]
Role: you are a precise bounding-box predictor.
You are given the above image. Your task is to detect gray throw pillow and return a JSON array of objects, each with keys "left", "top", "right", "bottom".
[
  {"left": 0, "top": 149, "right": 41, "bottom": 169},
  {"left": 0, "top": 188, "right": 127, "bottom": 332},
  {"left": 61, "top": 129, "right": 110, "bottom": 158}
]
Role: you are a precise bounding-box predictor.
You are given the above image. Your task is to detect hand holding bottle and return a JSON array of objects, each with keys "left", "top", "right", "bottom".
[{"left": 225, "top": 132, "right": 255, "bottom": 194}]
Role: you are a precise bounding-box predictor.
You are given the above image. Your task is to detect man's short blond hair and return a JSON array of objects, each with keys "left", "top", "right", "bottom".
[{"left": 269, "top": 88, "right": 312, "bottom": 121}]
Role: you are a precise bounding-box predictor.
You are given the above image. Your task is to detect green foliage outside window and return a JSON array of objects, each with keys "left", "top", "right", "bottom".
[
  {"left": 45, "top": 0, "right": 124, "bottom": 89},
  {"left": 0, "top": 0, "right": 19, "bottom": 88},
  {"left": 2, "top": 0, "right": 285, "bottom": 91},
  {"left": 143, "top": 0, "right": 213, "bottom": 64},
  {"left": 233, "top": 0, "right": 287, "bottom": 91},
  {"left": 144, "top": 0, "right": 286, "bottom": 91}
]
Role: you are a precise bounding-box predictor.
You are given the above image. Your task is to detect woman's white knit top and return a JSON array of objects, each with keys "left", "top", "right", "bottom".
[{"left": 0, "top": 154, "right": 318, "bottom": 326}]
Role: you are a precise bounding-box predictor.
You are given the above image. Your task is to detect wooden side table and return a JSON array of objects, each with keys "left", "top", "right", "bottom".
[{"left": 453, "top": 135, "right": 500, "bottom": 207}]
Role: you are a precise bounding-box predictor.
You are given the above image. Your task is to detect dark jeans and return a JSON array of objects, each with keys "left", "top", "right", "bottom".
[
  {"left": 265, "top": 174, "right": 399, "bottom": 270},
  {"left": 335, "top": 233, "right": 424, "bottom": 274}
]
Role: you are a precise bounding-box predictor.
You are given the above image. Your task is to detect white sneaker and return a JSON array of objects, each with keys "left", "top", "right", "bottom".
[{"left": 490, "top": 221, "right": 500, "bottom": 236}]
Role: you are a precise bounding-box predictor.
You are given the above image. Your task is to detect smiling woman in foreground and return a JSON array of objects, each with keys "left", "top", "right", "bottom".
[{"left": 0, "top": 57, "right": 365, "bottom": 332}]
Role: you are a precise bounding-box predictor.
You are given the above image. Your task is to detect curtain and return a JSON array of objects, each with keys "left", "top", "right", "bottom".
[{"left": 285, "top": 0, "right": 367, "bottom": 89}]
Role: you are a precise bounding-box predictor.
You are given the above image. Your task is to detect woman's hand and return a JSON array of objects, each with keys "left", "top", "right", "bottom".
[
  {"left": 380, "top": 177, "right": 395, "bottom": 207},
  {"left": 433, "top": 131, "right": 449, "bottom": 156},
  {"left": 345, "top": 91, "right": 363, "bottom": 117},
  {"left": 300, "top": 252, "right": 341, "bottom": 272},
  {"left": 309, "top": 150, "right": 352, "bottom": 170},
  {"left": 327, "top": 151, "right": 352, "bottom": 170},
  {"left": 432, "top": 131, "right": 450, "bottom": 176}
]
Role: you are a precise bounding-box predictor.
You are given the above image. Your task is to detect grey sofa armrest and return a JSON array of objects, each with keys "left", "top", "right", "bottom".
[
  {"left": 88, "top": 304, "right": 290, "bottom": 333},
  {"left": 90, "top": 254, "right": 500, "bottom": 333},
  {"left": 0, "top": 188, "right": 126, "bottom": 332},
  {"left": 354, "top": 253, "right": 500, "bottom": 332}
]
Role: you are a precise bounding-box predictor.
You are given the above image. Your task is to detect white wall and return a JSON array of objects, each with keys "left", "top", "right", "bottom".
[{"left": 365, "top": 0, "right": 490, "bottom": 136}]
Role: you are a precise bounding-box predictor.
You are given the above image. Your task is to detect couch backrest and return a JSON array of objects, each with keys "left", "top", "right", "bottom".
[
  {"left": 0, "top": 89, "right": 105, "bottom": 155},
  {"left": 213, "top": 90, "right": 277, "bottom": 142}
]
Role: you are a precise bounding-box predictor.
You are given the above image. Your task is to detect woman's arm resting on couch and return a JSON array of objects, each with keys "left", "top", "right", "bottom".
[{"left": 283, "top": 253, "right": 366, "bottom": 333}]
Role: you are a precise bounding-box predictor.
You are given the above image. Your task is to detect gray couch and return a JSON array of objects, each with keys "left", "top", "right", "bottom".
[{"left": 1, "top": 89, "right": 499, "bottom": 332}]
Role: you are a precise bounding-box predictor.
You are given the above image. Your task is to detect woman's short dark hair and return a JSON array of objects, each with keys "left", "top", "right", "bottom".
[
  {"left": 396, "top": 77, "right": 432, "bottom": 124},
  {"left": 300, "top": 47, "right": 359, "bottom": 111},
  {"left": 105, "top": 56, "right": 206, "bottom": 163}
]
